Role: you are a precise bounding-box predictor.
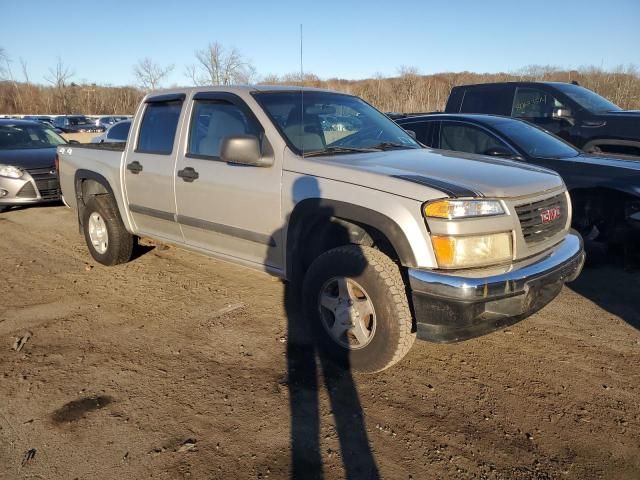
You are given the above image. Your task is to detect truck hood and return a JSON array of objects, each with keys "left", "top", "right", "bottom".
[
  {"left": 0, "top": 147, "right": 58, "bottom": 170},
  {"left": 298, "top": 148, "right": 564, "bottom": 200}
]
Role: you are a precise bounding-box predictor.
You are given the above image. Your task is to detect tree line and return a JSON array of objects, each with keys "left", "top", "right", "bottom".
[{"left": 1, "top": 44, "right": 639, "bottom": 115}]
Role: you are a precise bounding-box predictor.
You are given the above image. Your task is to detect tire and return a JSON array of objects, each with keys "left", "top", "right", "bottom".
[
  {"left": 302, "top": 245, "right": 416, "bottom": 373},
  {"left": 82, "top": 194, "right": 134, "bottom": 266},
  {"left": 0, "top": 206, "right": 9, "bottom": 213}
]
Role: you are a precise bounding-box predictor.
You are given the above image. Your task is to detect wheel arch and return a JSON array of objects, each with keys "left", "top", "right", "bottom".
[
  {"left": 582, "top": 138, "right": 640, "bottom": 156},
  {"left": 73, "top": 170, "right": 120, "bottom": 231},
  {"left": 569, "top": 186, "right": 639, "bottom": 231},
  {"left": 285, "top": 198, "right": 417, "bottom": 281}
]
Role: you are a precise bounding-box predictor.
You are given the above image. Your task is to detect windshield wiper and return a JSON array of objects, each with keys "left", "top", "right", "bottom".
[
  {"left": 365, "top": 142, "right": 416, "bottom": 151},
  {"left": 303, "top": 146, "right": 379, "bottom": 157}
]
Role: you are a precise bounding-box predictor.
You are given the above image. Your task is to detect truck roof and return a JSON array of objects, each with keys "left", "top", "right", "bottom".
[
  {"left": 144, "top": 84, "right": 342, "bottom": 98},
  {"left": 452, "top": 81, "right": 576, "bottom": 89}
]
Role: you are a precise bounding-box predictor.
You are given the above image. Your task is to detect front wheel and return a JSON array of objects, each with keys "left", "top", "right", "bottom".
[
  {"left": 302, "top": 245, "right": 416, "bottom": 373},
  {"left": 82, "top": 194, "right": 134, "bottom": 266}
]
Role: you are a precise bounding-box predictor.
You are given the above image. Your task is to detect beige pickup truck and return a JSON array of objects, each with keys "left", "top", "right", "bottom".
[{"left": 57, "top": 86, "right": 585, "bottom": 372}]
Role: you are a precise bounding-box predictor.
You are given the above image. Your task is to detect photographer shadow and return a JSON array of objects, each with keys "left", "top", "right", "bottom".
[{"left": 267, "top": 176, "right": 380, "bottom": 480}]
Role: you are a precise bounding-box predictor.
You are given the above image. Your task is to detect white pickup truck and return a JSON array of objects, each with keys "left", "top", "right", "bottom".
[{"left": 57, "top": 86, "right": 585, "bottom": 372}]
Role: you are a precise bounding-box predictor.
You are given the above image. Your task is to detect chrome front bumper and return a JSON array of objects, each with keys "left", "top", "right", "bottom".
[{"left": 408, "top": 232, "right": 585, "bottom": 342}]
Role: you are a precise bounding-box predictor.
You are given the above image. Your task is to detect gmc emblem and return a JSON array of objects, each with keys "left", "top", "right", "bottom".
[{"left": 541, "top": 207, "right": 561, "bottom": 224}]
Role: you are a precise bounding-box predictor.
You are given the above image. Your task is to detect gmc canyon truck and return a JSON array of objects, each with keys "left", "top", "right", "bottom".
[
  {"left": 57, "top": 86, "right": 585, "bottom": 372},
  {"left": 445, "top": 82, "right": 640, "bottom": 157}
]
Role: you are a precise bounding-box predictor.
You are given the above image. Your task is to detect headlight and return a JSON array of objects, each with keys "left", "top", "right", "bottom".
[
  {"left": 0, "top": 164, "right": 24, "bottom": 179},
  {"left": 424, "top": 199, "right": 504, "bottom": 219},
  {"left": 431, "top": 232, "right": 512, "bottom": 269}
]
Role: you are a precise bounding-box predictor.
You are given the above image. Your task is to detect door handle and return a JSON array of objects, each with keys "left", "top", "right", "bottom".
[
  {"left": 127, "top": 161, "right": 143, "bottom": 174},
  {"left": 177, "top": 167, "right": 199, "bottom": 182}
]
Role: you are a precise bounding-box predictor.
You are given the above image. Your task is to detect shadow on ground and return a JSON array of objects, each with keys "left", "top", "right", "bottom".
[
  {"left": 269, "top": 176, "right": 380, "bottom": 479},
  {"left": 569, "top": 265, "right": 640, "bottom": 331}
]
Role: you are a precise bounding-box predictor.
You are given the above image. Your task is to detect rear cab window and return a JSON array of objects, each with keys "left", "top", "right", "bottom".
[
  {"left": 136, "top": 98, "right": 184, "bottom": 154},
  {"left": 459, "top": 86, "right": 514, "bottom": 115},
  {"left": 107, "top": 122, "right": 131, "bottom": 141}
]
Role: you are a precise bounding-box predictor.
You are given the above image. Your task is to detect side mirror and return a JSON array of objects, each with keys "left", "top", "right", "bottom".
[
  {"left": 405, "top": 129, "right": 417, "bottom": 139},
  {"left": 220, "top": 135, "right": 272, "bottom": 167},
  {"left": 484, "top": 146, "right": 515, "bottom": 158},
  {"left": 552, "top": 107, "right": 575, "bottom": 125},
  {"left": 68, "top": 139, "right": 80, "bottom": 145}
]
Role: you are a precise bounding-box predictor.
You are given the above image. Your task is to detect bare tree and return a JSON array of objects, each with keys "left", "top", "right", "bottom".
[
  {"left": 43, "top": 57, "right": 75, "bottom": 113},
  {"left": 189, "top": 42, "right": 255, "bottom": 86},
  {"left": 44, "top": 56, "right": 74, "bottom": 88},
  {"left": 0, "top": 47, "right": 9, "bottom": 80},
  {"left": 133, "top": 57, "right": 174, "bottom": 90}
]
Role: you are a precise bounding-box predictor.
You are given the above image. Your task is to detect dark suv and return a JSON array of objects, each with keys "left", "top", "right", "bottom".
[
  {"left": 445, "top": 82, "right": 640, "bottom": 157},
  {"left": 53, "top": 115, "right": 105, "bottom": 134}
]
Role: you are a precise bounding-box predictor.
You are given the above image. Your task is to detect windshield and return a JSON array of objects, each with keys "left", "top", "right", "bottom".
[
  {"left": 493, "top": 119, "right": 579, "bottom": 159},
  {"left": 253, "top": 91, "right": 420, "bottom": 155},
  {"left": 0, "top": 124, "right": 67, "bottom": 150},
  {"left": 554, "top": 84, "right": 622, "bottom": 113},
  {"left": 68, "top": 116, "right": 94, "bottom": 125}
]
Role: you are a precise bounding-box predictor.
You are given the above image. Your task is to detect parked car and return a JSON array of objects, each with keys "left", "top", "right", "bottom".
[
  {"left": 91, "top": 120, "right": 131, "bottom": 143},
  {"left": 57, "top": 86, "right": 584, "bottom": 372},
  {"left": 22, "top": 115, "right": 63, "bottom": 133},
  {"left": 445, "top": 82, "right": 640, "bottom": 157},
  {"left": 0, "top": 119, "right": 70, "bottom": 212},
  {"left": 90, "top": 116, "right": 122, "bottom": 129},
  {"left": 53, "top": 115, "right": 105, "bottom": 133},
  {"left": 395, "top": 113, "right": 640, "bottom": 259}
]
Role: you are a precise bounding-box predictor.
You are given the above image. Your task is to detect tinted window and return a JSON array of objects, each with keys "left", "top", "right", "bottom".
[
  {"left": 512, "top": 88, "right": 566, "bottom": 119},
  {"left": 107, "top": 121, "right": 131, "bottom": 141},
  {"left": 439, "top": 122, "right": 506, "bottom": 155},
  {"left": 68, "top": 116, "right": 93, "bottom": 125},
  {"left": 188, "top": 100, "right": 260, "bottom": 158},
  {"left": 400, "top": 121, "right": 436, "bottom": 147},
  {"left": 460, "top": 87, "right": 511, "bottom": 114},
  {"left": 136, "top": 101, "right": 182, "bottom": 154}
]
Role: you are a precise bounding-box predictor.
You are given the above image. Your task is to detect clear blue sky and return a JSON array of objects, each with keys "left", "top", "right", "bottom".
[{"left": 1, "top": 0, "right": 639, "bottom": 87}]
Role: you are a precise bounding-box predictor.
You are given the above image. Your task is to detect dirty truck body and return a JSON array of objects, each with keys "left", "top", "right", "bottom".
[{"left": 57, "top": 86, "right": 585, "bottom": 372}]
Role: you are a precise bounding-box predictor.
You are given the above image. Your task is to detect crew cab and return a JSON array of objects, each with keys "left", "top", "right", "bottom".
[
  {"left": 445, "top": 82, "right": 640, "bottom": 157},
  {"left": 57, "top": 86, "right": 585, "bottom": 372},
  {"left": 53, "top": 115, "right": 105, "bottom": 134}
]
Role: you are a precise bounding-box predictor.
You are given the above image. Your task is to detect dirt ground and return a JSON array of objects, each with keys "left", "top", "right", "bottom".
[{"left": 0, "top": 205, "right": 639, "bottom": 480}]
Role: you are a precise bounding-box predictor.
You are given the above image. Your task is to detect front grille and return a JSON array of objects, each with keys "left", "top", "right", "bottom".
[
  {"left": 16, "top": 182, "right": 36, "bottom": 198},
  {"left": 27, "top": 168, "right": 61, "bottom": 200},
  {"left": 515, "top": 193, "right": 567, "bottom": 245}
]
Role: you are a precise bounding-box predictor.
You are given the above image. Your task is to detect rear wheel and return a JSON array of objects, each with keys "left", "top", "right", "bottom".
[
  {"left": 0, "top": 206, "right": 9, "bottom": 213},
  {"left": 82, "top": 194, "right": 134, "bottom": 266},
  {"left": 303, "top": 245, "right": 415, "bottom": 373}
]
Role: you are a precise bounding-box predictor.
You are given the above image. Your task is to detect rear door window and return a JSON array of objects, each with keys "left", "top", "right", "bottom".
[
  {"left": 512, "top": 88, "right": 567, "bottom": 119},
  {"left": 439, "top": 122, "right": 507, "bottom": 155},
  {"left": 136, "top": 101, "right": 182, "bottom": 154}
]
